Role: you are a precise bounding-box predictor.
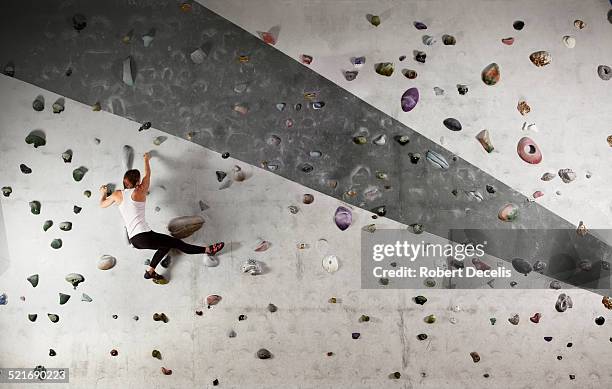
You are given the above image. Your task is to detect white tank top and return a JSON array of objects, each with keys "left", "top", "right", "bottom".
[{"left": 117, "top": 189, "right": 151, "bottom": 238}]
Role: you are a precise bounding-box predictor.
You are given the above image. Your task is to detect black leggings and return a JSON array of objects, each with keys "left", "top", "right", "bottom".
[{"left": 130, "top": 231, "right": 205, "bottom": 269}]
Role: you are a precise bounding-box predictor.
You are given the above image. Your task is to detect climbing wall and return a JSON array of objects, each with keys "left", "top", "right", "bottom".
[{"left": 1, "top": 0, "right": 612, "bottom": 387}]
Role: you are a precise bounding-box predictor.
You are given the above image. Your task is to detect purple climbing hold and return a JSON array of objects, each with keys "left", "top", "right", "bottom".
[
  {"left": 414, "top": 21, "right": 427, "bottom": 30},
  {"left": 334, "top": 206, "right": 352, "bottom": 231},
  {"left": 401, "top": 87, "right": 419, "bottom": 112}
]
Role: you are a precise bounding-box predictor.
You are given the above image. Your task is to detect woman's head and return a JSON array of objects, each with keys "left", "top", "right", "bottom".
[{"left": 123, "top": 169, "right": 141, "bottom": 189}]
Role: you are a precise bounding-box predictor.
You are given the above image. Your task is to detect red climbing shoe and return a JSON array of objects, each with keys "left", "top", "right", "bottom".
[{"left": 205, "top": 242, "right": 225, "bottom": 255}]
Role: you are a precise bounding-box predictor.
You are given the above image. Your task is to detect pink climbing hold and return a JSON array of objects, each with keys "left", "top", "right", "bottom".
[{"left": 517, "top": 137, "right": 542, "bottom": 164}]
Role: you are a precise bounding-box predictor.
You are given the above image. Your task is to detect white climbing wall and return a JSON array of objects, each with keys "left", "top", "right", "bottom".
[
  {"left": 1, "top": 71, "right": 612, "bottom": 387},
  {"left": 200, "top": 0, "right": 612, "bottom": 230}
]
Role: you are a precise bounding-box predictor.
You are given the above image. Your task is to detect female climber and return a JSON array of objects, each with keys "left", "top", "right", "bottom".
[{"left": 99, "top": 152, "right": 224, "bottom": 282}]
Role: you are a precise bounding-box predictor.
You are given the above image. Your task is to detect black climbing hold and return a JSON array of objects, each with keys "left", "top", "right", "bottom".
[
  {"left": 351, "top": 332, "right": 360, "bottom": 339},
  {"left": 110, "top": 349, "right": 118, "bottom": 356},
  {"left": 267, "top": 303, "right": 277, "bottom": 313},
  {"left": 213, "top": 379, "right": 219, "bottom": 386},
  {"left": 216, "top": 171, "right": 226, "bottom": 182},
  {"left": 372, "top": 205, "right": 386, "bottom": 217},
  {"left": 486, "top": 184, "right": 496, "bottom": 194},
  {"left": 72, "top": 14, "right": 87, "bottom": 31},
  {"left": 567, "top": 342, "right": 573, "bottom": 347},
  {"left": 595, "top": 316, "right": 605, "bottom": 325},
  {"left": 49, "top": 349, "right": 56, "bottom": 356},
  {"left": 32, "top": 95, "right": 44, "bottom": 111},
  {"left": 65, "top": 67, "right": 72, "bottom": 77},
  {"left": 483, "top": 373, "right": 490, "bottom": 378},
  {"left": 300, "top": 163, "right": 314, "bottom": 173},
  {"left": 415, "top": 51, "right": 426, "bottom": 63},
  {"left": 2, "top": 186, "right": 11, "bottom": 197},
  {"left": 414, "top": 21, "right": 427, "bottom": 30},
  {"left": 544, "top": 336, "right": 553, "bottom": 342},
  {"left": 392, "top": 372, "right": 401, "bottom": 379},
  {"left": 359, "top": 315, "right": 370, "bottom": 322},
  {"left": 414, "top": 296, "right": 427, "bottom": 305},
  {"left": 442, "top": 34, "right": 456, "bottom": 45},
  {"left": 257, "top": 348, "right": 272, "bottom": 359},
  {"left": 112, "top": 314, "right": 118, "bottom": 319},
  {"left": 394, "top": 135, "right": 410, "bottom": 145},
  {"left": 138, "top": 122, "right": 151, "bottom": 131},
  {"left": 417, "top": 333, "right": 428, "bottom": 340},
  {"left": 238, "top": 314, "right": 247, "bottom": 321},
  {"left": 513, "top": 20, "right": 525, "bottom": 30},
  {"left": 569, "top": 375, "right": 575, "bottom": 380},
  {"left": 379, "top": 277, "right": 389, "bottom": 285},
  {"left": 557, "top": 355, "right": 562, "bottom": 360},
  {"left": 443, "top": 118, "right": 462, "bottom": 131},
  {"left": 409, "top": 153, "right": 420, "bottom": 164},
  {"left": 3, "top": 61, "right": 15, "bottom": 77},
  {"left": 457, "top": 84, "right": 468, "bottom": 95},
  {"left": 20, "top": 164, "right": 32, "bottom": 174},
  {"left": 73, "top": 205, "right": 82, "bottom": 214},
  {"left": 512, "top": 258, "right": 533, "bottom": 275},
  {"left": 222, "top": 152, "right": 230, "bottom": 159}
]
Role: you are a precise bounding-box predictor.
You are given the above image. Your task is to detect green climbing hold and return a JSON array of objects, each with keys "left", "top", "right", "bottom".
[
  {"left": 83, "top": 190, "right": 91, "bottom": 198},
  {"left": 375, "top": 62, "right": 394, "bottom": 76},
  {"left": 48, "top": 313, "right": 60, "bottom": 323},
  {"left": 51, "top": 239, "right": 62, "bottom": 249},
  {"left": 25, "top": 131, "right": 46, "bottom": 148},
  {"left": 28, "top": 314, "right": 38, "bottom": 322},
  {"left": 27, "top": 274, "right": 39, "bottom": 287},
  {"left": 59, "top": 222, "right": 72, "bottom": 231},
  {"left": 152, "top": 350, "right": 162, "bottom": 360},
  {"left": 2, "top": 186, "right": 11, "bottom": 197},
  {"left": 29, "top": 201, "right": 41, "bottom": 215},
  {"left": 424, "top": 314, "right": 436, "bottom": 324},
  {"left": 43, "top": 220, "right": 53, "bottom": 231},
  {"left": 65, "top": 273, "right": 85, "bottom": 289},
  {"left": 353, "top": 136, "right": 367, "bottom": 145},
  {"left": 59, "top": 293, "right": 70, "bottom": 305},
  {"left": 72, "top": 167, "right": 88, "bottom": 182}
]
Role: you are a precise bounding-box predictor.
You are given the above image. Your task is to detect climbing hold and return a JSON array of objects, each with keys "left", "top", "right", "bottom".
[
  {"left": 433, "top": 86, "right": 444, "bottom": 95},
  {"left": 414, "top": 296, "right": 427, "bottom": 305},
  {"left": 595, "top": 316, "right": 605, "bottom": 325},
  {"left": 334, "top": 207, "right": 352, "bottom": 231},
  {"left": 322, "top": 255, "right": 339, "bottom": 273},
  {"left": 109, "top": 349, "right": 118, "bottom": 357},
  {"left": 414, "top": 21, "right": 427, "bottom": 30},
  {"left": 513, "top": 20, "right": 525, "bottom": 30},
  {"left": 425, "top": 150, "right": 449, "bottom": 169},
  {"left": 351, "top": 333, "right": 361, "bottom": 339},
  {"left": 517, "top": 101, "right": 531, "bottom": 115},
  {"left": 598, "top": 65, "right": 612, "bottom": 81},
  {"left": 153, "top": 136, "right": 167, "bottom": 146},
  {"left": 602, "top": 296, "right": 612, "bottom": 310},
  {"left": 288, "top": 205, "right": 299, "bottom": 214},
  {"left": 395, "top": 135, "right": 410, "bottom": 145},
  {"left": 555, "top": 293, "right": 573, "bottom": 312},
  {"left": 48, "top": 314, "right": 60, "bottom": 323},
  {"left": 32, "top": 95, "right": 44, "bottom": 111},
  {"left": 498, "top": 204, "right": 518, "bottom": 222},
  {"left": 443, "top": 118, "right": 462, "bottom": 132},
  {"left": 457, "top": 84, "right": 468, "bottom": 95},
  {"left": 476, "top": 130, "right": 494, "bottom": 153},
  {"left": 375, "top": 62, "right": 394, "bottom": 76},
  {"left": 442, "top": 35, "right": 456, "bottom": 45},
  {"left": 299, "top": 163, "right": 314, "bottom": 173},
  {"left": 72, "top": 13, "right": 87, "bottom": 31},
  {"left": 372, "top": 205, "right": 386, "bottom": 217},
  {"left": 167, "top": 215, "right": 205, "bottom": 239},
  {"left": 517, "top": 137, "right": 542, "bottom": 164},
  {"left": 84, "top": 190, "right": 91, "bottom": 198},
  {"left": 415, "top": 51, "right": 426, "bottom": 63},
  {"left": 486, "top": 185, "right": 496, "bottom": 194},
  {"left": 254, "top": 239, "right": 271, "bottom": 252},
  {"left": 409, "top": 223, "right": 424, "bottom": 234},
  {"left": 344, "top": 70, "right": 358, "bottom": 81},
  {"left": 422, "top": 35, "right": 436, "bottom": 46},
  {"left": 241, "top": 259, "right": 262, "bottom": 275},
  {"left": 20, "top": 164, "right": 32, "bottom": 174},
  {"left": 558, "top": 169, "right": 576, "bottom": 183},
  {"left": 221, "top": 152, "right": 230, "bottom": 159},
  {"left": 267, "top": 303, "right": 278, "bottom": 313},
  {"left": 92, "top": 102, "right": 101, "bottom": 111},
  {"left": 2, "top": 186, "right": 11, "bottom": 197},
  {"left": 303, "top": 194, "right": 314, "bottom": 204},
  {"left": 533, "top": 260, "right": 547, "bottom": 272},
  {"left": 122, "top": 56, "right": 135, "bottom": 86},
  {"left": 65, "top": 273, "right": 85, "bottom": 289},
  {"left": 43, "top": 220, "right": 53, "bottom": 232},
  {"left": 530, "top": 51, "right": 551, "bottom": 67},
  {"left": 206, "top": 294, "right": 222, "bottom": 306},
  {"left": 470, "top": 352, "right": 481, "bottom": 363},
  {"left": 391, "top": 372, "right": 401, "bottom": 379},
  {"left": 482, "top": 63, "right": 500, "bottom": 85},
  {"left": 49, "top": 349, "right": 56, "bottom": 357},
  {"left": 81, "top": 293, "right": 92, "bottom": 302},
  {"left": 233, "top": 103, "right": 249, "bottom": 115},
  {"left": 417, "top": 333, "right": 428, "bottom": 340},
  {"left": 28, "top": 314, "right": 37, "bottom": 322},
  {"left": 142, "top": 28, "right": 155, "bottom": 47},
  {"left": 228, "top": 329, "right": 237, "bottom": 338},
  {"left": 401, "top": 88, "right": 419, "bottom": 112},
  {"left": 472, "top": 258, "right": 491, "bottom": 271},
  {"left": 27, "top": 274, "right": 39, "bottom": 288},
  {"left": 577, "top": 221, "right": 588, "bottom": 237},
  {"left": 508, "top": 314, "right": 520, "bottom": 325},
  {"left": 98, "top": 255, "right": 116, "bottom": 270},
  {"left": 402, "top": 69, "right": 417, "bottom": 79},
  {"left": 216, "top": 171, "right": 226, "bottom": 182},
  {"left": 52, "top": 98, "right": 64, "bottom": 114},
  {"left": 29, "top": 201, "right": 41, "bottom": 215},
  {"left": 152, "top": 350, "right": 162, "bottom": 360},
  {"left": 59, "top": 293, "right": 70, "bottom": 305},
  {"left": 563, "top": 35, "right": 576, "bottom": 48},
  {"left": 153, "top": 313, "right": 169, "bottom": 323},
  {"left": 530, "top": 313, "right": 542, "bottom": 323},
  {"left": 73, "top": 205, "right": 82, "bottom": 214},
  {"left": 373, "top": 134, "right": 387, "bottom": 145},
  {"left": 25, "top": 130, "right": 46, "bottom": 148},
  {"left": 62, "top": 150, "right": 72, "bottom": 163},
  {"left": 232, "top": 165, "right": 246, "bottom": 182},
  {"left": 502, "top": 37, "right": 515, "bottom": 45},
  {"left": 257, "top": 348, "right": 272, "bottom": 359},
  {"left": 300, "top": 54, "right": 313, "bottom": 65},
  {"left": 72, "top": 167, "right": 88, "bottom": 182},
  {"left": 512, "top": 258, "right": 532, "bottom": 275},
  {"left": 541, "top": 172, "right": 555, "bottom": 181},
  {"left": 424, "top": 314, "right": 436, "bottom": 324},
  {"left": 58, "top": 222, "right": 72, "bottom": 232},
  {"left": 574, "top": 19, "right": 586, "bottom": 29}
]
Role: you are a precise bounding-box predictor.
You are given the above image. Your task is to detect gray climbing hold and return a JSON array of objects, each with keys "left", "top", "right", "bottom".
[
  {"left": 122, "top": 145, "right": 134, "bottom": 171},
  {"left": 59, "top": 293, "right": 70, "bottom": 305},
  {"left": 27, "top": 274, "right": 39, "bottom": 287},
  {"left": 558, "top": 169, "right": 576, "bottom": 183},
  {"left": 2, "top": 186, "right": 11, "bottom": 197},
  {"left": 43, "top": 220, "right": 53, "bottom": 231},
  {"left": 167, "top": 215, "right": 205, "bottom": 239},
  {"left": 81, "top": 293, "right": 92, "bottom": 302},
  {"left": 59, "top": 222, "right": 72, "bottom": 231},
  {"left": 457, "top": 84, "right": 468, "bottom": 95},
  {"left": 344, "top": 70, "right": 358, "bottom": 81},
  {"left": 443, "top": 118, "right": 462, "bottom": 131},
  {"left": 433, "top": 87, "right": 444, "bottom": 95},
  {"left": 98, "top": 255, "right": 116, "bottom": 270},
  {"left": 257, "top": 348, "right": 272, "bottom": 359},
  {"left": 72, "top": 167, "right": 88, "bottom": 182},
  {"left": 598, "top": 65, "right": 611, "bottom": 81},
  {"left": 65, "top": 273, "right": 85, "bottom": 289},
  {"left": 267, "top": 303, "right": 278, "bottom": 313},
  {"left": 512, "top": 258, "right": 532, "bottom": 275},
  {"left": 32, "top": 95, "right": 44, "bottom": 111},
  {"left": 153, "top": 136, "right": 167, "bottom": 146},
  {"left": 25, "top": 130, "right": 46, "bottom": 148},
  {"left": 241, "top": 259, "right": 262, "bottom": 275},
  {"left": 442, "top": 34, "right": 456, "bottom": 45},
  {"left": 508, "top": 314, "right": 520, "bottom": 325},
  {"left": 28, "top": 314, "right": 37, "bottom": 322},
  {"left": 555, "top": 293, "right": 573, "bottom": 312},
  {"left": 29, "top": 201, "right": 41, "bottom": 215},
  {"left": 142, "top": 28, "right": 155, "bottom": 47},
  {"left": 426, "top": 150, "right": 449, "bottom": 169},
  {"left": 48, "top": 314, "right": 60, "bottom": 323},
  {"left": 228, "top": 329, "right": 237, "bottom": 338},
  {"left": 52, "top": 98, "right": 64, "bottom": 114},
  {"left": 62, "top": 150, "right": 72, "bottom": 163},
  {"left": 51, "top": 239, "right": 62, "bottom": 249},
  {"left": 198, "top": 200, "right": 209, "bottom": 211},
  {"left": 422, "top": 35, "right": 436, "bottom": 45},
  {"left": 20, "top": 164, "right": 32, "bottom": 174}
]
